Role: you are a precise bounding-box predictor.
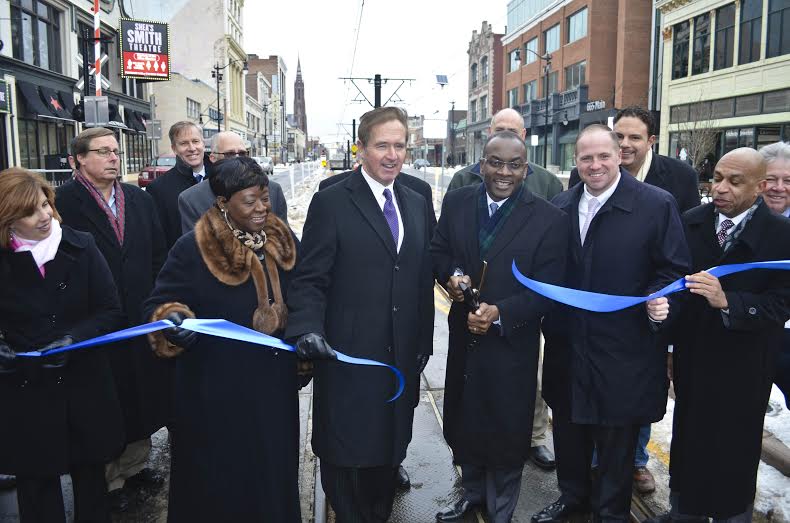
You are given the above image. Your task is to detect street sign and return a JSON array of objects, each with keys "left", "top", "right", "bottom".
[
  {"left": 119, "top": 19, "right": 171, "bottom": 81},
  {"left": 351, "top": 143, "right": 358, "bottom": 157},
  {"left": 83, "top": 96, "right": 109, "bottom": 127},
  {"left": 75, "top": 54, "right": 111, "bottom": 91},
  {"left": 143, "top": 119, "right": 162, "bottom": 140}
]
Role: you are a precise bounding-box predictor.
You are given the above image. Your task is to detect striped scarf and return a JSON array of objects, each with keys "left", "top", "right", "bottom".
[
  {"left": 75, "top": 173, "right": 125, "bottom": 245},
  {"left": 477, "top": 182, "right": 523, "bottom": 260}
]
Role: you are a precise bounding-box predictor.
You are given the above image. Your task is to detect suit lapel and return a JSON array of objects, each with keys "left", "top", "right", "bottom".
[
  {"left": 120, "top": 185, "right": 134, "bottom": 255},
  {"left": 484, "top": 189, "right": 535, "bottom": 262},
  {"left": 346, "top": 170, "right": 397, "bottom": 259},
  {"left": 393, "top": 178, "right": 415, "bottom": 261},
  {"left": 562, "top": 184, "right": 584, "bottom": 263},
  {"left": 464, "top": 186, "right": 481, "bottom": 264},
  {"left": 74, "top": 182, "right": 121, "bottom": 248}
]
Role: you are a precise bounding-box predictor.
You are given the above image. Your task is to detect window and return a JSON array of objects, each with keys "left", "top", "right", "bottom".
[
  {"left": 523, "top": 80, "right": 537, "bottom": 102},
  {"left": 547, "top": 71, "right": 558, "bottom": 95},
  {"left": 10, "top": 0, "right": 61, "bottom": 73},
  {"left": 508, "top": 88, "right": 519, "bottom": 108},
  {"left": 672, "top": 21, "right": 691, "bottom": 79},
  {"left": 471, "top": 63, "right": 478, "bottom": 88},
  {"left": 481, "top": 56, "right": 489, "bottom": 82},
  {"left": 567, "top": 8, "right": 588, "bottom": 43},
  {"left": 470, "top": 100, "right": 477, "bottom": 122},
  {"left": 78, "top": 22, "right": 111, "bottom": 82},
  {"left": 187, "top": 98, "right": 201, "bottom": 119},
  {"left": 715, "top": 4, "right": 736, "bottom": 69},
  {"left": 739, "top": 0, "right": 763, "bottom": 65},
  {"left": 524, "top": 38, "right": 538, "bottom": 64},
  {"left": 508, "top": 50, "right": 520, "bottom": 73},
  {"left": 768, "top": 0, "right": 790, "bottom": 57},
  {"left": 544, "top": 24, "right": 560, "bottom": 53},
  {"left": 564, "top": 61, "right": 586, "bottom": 89},
  {"left": 692, "top": 13, "right": 711, "bottom": 74},
  {"left": 480, "top": 95, "right": 488, "bottom": 120}
]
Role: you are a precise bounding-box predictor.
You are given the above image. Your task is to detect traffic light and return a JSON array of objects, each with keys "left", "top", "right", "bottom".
[{"left": 72, "top": 100, "right": 85, "bottom": 122}]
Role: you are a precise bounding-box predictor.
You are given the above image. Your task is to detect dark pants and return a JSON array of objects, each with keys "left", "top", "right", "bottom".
[
  {"left": 553, "top": 415, "right": 639, "bottom": 523},
  {"left": 776, "top": 331, "right": 790, "bottom": 409},
  {"left": 321, "top": 461, "right": 397, "bottom": 523},
  {"left": 17, "top": 463, "right": 109, "bottom": 523},
  {"left": 461, "top": 463, "right": 524, "bottom": 523}
]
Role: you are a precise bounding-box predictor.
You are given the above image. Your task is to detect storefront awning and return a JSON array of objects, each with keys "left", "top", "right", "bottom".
[
  {"left": 123, "top": 108, "right": 145, "bottom": 131},
  {"left": 16, "top": 81, "right": 56, "bottom": 118},
  {"left": 39, "top": 86, "right": 72, "bottom": 119}
]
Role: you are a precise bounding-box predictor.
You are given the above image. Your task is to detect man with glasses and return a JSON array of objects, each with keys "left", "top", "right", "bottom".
[
  {"left": 432, "top": 131, "right": 569, "bottom": 523},
  {"left": 178, "top": 131, "right": 288, "bottom": 233},
  {"left": 147, "top": 121, "right": 210, "bottom": 249},
  {"left": 56, "top": 127, "right": 169, "bottom": 512}
]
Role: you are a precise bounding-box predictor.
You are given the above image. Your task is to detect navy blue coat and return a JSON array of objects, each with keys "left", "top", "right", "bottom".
[{"left": 543, "top": 170, "right": 691, "bottom": 424}]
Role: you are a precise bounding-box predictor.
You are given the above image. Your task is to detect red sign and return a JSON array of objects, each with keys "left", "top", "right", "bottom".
[{"left": 119, "top": 19, "right": 170, "bottom": 81}]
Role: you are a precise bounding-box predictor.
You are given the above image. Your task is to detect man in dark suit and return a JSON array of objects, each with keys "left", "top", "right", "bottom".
[
  {"left": 569, "top": 106, "right": 700, "bottom": 492},
  {"left": 146, "top": 121, "right": 206, "bottom": 249},
  {"left": 647, "top": 148, "right": 790, "bottom": 523},
  {"left": 432, "top": 131, "right": 568, "bottom": 523},
  {"left": 285, "top": 106, "right": 435, "bottom": 522},
  {"left": 534, "top": 125, "right": 691, "bottom": 523},
  {"left": 56, "top": 127, "right": 169, "bottom": 511},
  {"left": 178, "top": 131, "right": 288, "bottom": 232}
]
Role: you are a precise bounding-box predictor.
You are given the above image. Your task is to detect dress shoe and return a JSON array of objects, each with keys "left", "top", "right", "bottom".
[
  {"left": 530, "top": 445, "right": 557, "bottom": 470},
  {"left": 0, "top": 474, "right": 16, "bottom": 490},
  {"left": 633, "top": 466, "right": 656, "bottom": 494},
  {"left": 437, "top": 499, "right": 476, "bottom": 522},
  {"left": 396, "top": 464, "right": 411, "bottom": 490},
  {"left": 532, "top": 499, "right": 588, "bottom": 523},
  {"left": 108, "top": 488, "right": 130, "bottom": 512},
  {"left": 643, "top": 512, "right": 708, "bottom": 523}
]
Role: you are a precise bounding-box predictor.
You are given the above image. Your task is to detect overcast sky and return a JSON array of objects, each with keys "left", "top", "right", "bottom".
[{"left": 244, "top": 0, "right": 509, "bottom": 145}]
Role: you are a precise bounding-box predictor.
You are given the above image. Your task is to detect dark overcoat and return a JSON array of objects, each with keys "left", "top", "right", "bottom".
[
  {"left": 569, "top": 154, "right": 701, "bottom": 213},
  {"left": 56, "top": 180, "right": 170, "bottom": 442},
  {"left": 146, "top": 155, "right": 204, "bottom": 249},
  {"left": 431, "top": 184, "right": 568, "bottom": 466},
  {"left": 0, "top": 226, "right": 125, "bottom": 475},
  {"left": 285, "top": 170, "right": 435, "bottom": 467},
  {"left": 142, "top": 210, "right": 300, "bottom": 522},
  {"left": 669, "top": 201, "right": 790, "bottom": 518},
  {"left": 543, "top": 171, "right": 691, "bottom": 424}
]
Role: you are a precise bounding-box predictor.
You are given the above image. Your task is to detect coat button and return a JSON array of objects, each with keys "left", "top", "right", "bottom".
[
  {"left": 386, "top": 346, "right": 392, "bottom": 353},
  {"left": 748, "top": 307, "right": 757, "bottom": 315},
  {"left": 58, "top": 282, "right": 67, "bottom": 290},
  {"left": 393, "top": 306, "right": 399, "bottom": 313},
  {"left": 394, "top": 265, "right": 400, "bottom": 271}
]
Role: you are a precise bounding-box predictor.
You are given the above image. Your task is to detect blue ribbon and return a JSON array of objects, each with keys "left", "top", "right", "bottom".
[
  {"left": 512, "top": 259, "right": 790, "bottom": 313},
  {"left": 17, "top": 318, "right": 405, "bottom": 402}
]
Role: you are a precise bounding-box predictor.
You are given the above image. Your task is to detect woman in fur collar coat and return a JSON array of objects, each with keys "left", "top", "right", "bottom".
[{"left": 143, "top": 157, "right": 300, "bottom": 522}]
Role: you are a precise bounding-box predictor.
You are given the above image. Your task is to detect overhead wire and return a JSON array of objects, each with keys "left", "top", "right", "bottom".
[{"left": 334, "top": 0, "right": 366, "bottom": 146}]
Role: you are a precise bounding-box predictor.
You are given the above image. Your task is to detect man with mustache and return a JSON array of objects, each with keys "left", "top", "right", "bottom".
[{"left": 56, "top": 127, "right": 169, "bottom": 512}]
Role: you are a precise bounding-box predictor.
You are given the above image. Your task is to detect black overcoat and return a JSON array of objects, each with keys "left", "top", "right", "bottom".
[
  {"left": 146, "top": 155, "right": 203, "bottom": 249},
  {"left": 56, "top": 180, "right": 170, "bottom": 442},
  {"left": 569, "top": 154, "right": 701, "bottom": 213},
  {"left": 431, "top": 184, "right": 568, "bottom": 466},
  {"left": 285, "top": 171, "right": 435, "bottom": 467},
  {"left": 0, "top": 226, "right": 125, "bottom": 475},
  {"left": 543, "top": 171, "right": 691, "bottom": 424},
  {"left": 669, "top": 201, "right": 790, "bottom": 518},
  {"left": 142, "top": 223, "right": 300, "bottom": 523}
]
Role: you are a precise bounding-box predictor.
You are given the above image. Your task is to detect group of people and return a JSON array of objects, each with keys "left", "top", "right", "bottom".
[{"left": 0, "top": 102, "right": 787, "bottom": 523}]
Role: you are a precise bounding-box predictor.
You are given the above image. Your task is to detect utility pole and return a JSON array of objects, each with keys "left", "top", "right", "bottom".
[
  {"left": 339, "top": 75, "right": 414, "bottom": 109},
  {"left": 449, "top": 101, "right": 455, "bottom": 166},
  {"left": 374, "top": 74, "right": 382, "bottom": 108}
]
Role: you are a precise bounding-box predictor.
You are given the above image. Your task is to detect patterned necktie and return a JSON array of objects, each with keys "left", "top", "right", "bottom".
[
  {"left": 489, "top": 202, "right": 499, "bottom": 217},
  {"left": 383, "top": 188, "right": 399, "bottom": 246},
  {"left": 195, "top": 174, "right": 204, "bottom": 183},
  {"left": 580, "top": 197, "right": 600, "bottom": 245},
  {"left": 717, "top": 219, "right": 734, "bottom": 247}
]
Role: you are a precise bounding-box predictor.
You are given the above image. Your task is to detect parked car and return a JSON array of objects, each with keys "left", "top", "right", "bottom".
[
  {"left": 138, "top": 154, "right": 177, "bottom": 187},
  {"left": 253, "top": 156, "right": 274, "bottom": 175},
  {"left": 413, "top": 159, "right": 431, "bottom": 170}
]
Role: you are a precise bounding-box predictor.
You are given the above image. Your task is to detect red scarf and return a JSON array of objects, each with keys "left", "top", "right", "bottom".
[{"left": 75, "top": 173, "right": 125, "bottom": 245}]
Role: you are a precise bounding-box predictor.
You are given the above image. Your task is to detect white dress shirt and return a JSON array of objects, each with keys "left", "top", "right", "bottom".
[
  {"left": 360, "top": 168, "right": 404, "bottom": 252},
  {"left": 578, "top": 174, "right": 620, "bottom": 242}
]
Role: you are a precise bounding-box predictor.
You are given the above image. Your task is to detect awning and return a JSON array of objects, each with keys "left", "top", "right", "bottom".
[
  {"left": 123, "top": 108, "right": 145, "bottom": 131},
  {"left": 57, "top": 90, "right": 76, "bottom": 115},
  {"left": 39, "top": 86, "right": 71, "bottom": 119},
  {"left": 16, "top": 81, "right": 55, "bottom": 118},
  {"left": 133, "top": 111, "right": 147, "bottom": 132}
]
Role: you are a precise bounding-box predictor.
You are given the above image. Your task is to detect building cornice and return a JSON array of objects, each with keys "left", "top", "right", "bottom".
[{"left": 657, "top": 0, "right": 694, "bottom": 15}]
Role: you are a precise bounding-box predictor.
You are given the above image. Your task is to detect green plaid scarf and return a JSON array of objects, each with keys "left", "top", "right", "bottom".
[{"left": 478, "top": 182, "right": 524, "bottom": 260}]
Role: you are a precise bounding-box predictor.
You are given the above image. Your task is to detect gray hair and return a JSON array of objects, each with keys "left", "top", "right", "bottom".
[{"left": 759, "top": 141, "right": 790, "bottom": 164}]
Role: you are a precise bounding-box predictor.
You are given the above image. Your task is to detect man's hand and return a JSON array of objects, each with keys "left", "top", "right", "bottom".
[
  {"left": 685, "top": 271, "right": 728, "bottom": 309},
  {"left": 646, "top": 297, "right": 669, "bottom": 322},
  {"left": 163, "top": 312, "right": 199, "bottom": 350},
  {"left": 467, "top": 302, "right": 499, "bottom": 335},
  {"left": 295, "top": 333, "right": 337, "bottom": 361},
  {"left": 447, "top": 275, "right": 471, "bottom": 302},
  {"left": 40, "top": 335, "right": 73, "bottom": 369}
]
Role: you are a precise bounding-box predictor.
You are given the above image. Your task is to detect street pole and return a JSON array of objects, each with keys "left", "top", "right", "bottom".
[
  {"left": 543, "top": 59, "right": 551, "bottom": 169},
  {"left": 215, "top": 64, "right": 221, "bottom": 134},
  {"left": 374, "top": 74, "right": 382, "bottom": 108},
  {"left": 450, "top": 101, "right": 455, "bottom": 166}
]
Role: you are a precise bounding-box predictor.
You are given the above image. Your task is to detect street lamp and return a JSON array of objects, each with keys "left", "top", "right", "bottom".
[
  {"left": 211, "top": 59, "right": 249, "bottom": 133},
  {"left": 515, "top": 47, "right": 552, "bottom": 168}
]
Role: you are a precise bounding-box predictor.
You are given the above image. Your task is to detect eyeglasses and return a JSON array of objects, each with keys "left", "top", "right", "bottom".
[
  {"left": 482, "top": 158, "right": 526, "bottom": 172},
  {"left": 214, "top": 150, "right": 249, "bottom": 158},
  {"left": 89, "top": 148, "right": 124, "bottom": 158}
]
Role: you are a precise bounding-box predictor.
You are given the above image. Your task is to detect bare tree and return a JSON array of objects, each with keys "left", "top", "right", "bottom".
[{"left": 674, "top": 99, "right": 720, "bottom": 170}]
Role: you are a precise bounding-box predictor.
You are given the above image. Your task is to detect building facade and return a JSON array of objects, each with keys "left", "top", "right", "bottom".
[
  {"left": 657, "top": 0, "right": 790, "bottom": 167},
  {"left": 248, "top": 54, "right": 287, "bottom": 164},
  {"left": 0, "top": 0, "right": 153, "bottom": 178},
  {"left": 150, "top": 72, "right": 219, "bottom": 151},
  {"left": 245, "top": 71, "right": 273, "bottom": 157},
  {"left": 503, "top": 0, "right": 655, "bottom": 171},
  {"left": 467, "top": 21, "right": 504, "bottom": 163}
]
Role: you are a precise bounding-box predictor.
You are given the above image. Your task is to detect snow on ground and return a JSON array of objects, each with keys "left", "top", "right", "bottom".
[{"left": 286, "top": 165, "right": 327, "bottom": 239}]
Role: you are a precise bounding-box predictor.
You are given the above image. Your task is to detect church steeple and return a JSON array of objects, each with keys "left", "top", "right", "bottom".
[{"left": 293, "top": 55, "right": 307, "bottom": 136}]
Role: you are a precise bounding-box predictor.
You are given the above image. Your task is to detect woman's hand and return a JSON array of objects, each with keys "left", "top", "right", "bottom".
[
  {"left": 163, "top": 312, "right": 199, "bottom": 350},
  {"left": 295, "top": 333, "right": 336, "bottom": 360}
]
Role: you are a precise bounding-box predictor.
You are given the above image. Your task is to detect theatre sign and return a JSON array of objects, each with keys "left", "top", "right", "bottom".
[{"left": 119, "top": 19, "right": 171, "bottom": 81}]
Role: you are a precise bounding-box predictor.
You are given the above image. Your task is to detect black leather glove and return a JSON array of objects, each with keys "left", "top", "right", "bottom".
[
  {"left": 40, "top": 335, "right": 72, "bottom": 369},
  {"left": 416, "top": 354, "right": 430, "bottom": 375},
  {"left": 163, "top": 312, "right": 198, "bottom": 350},
  {"left": 295, "top": 333, "right": 336, "bottom": 361},
  {"left": 0, "top": 340, "right": 17, "bottom": 373}
]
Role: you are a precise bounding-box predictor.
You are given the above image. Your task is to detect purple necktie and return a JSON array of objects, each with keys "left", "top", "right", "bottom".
[{"left": 383, "top": 188, "right": 399, "bottom": 247}]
